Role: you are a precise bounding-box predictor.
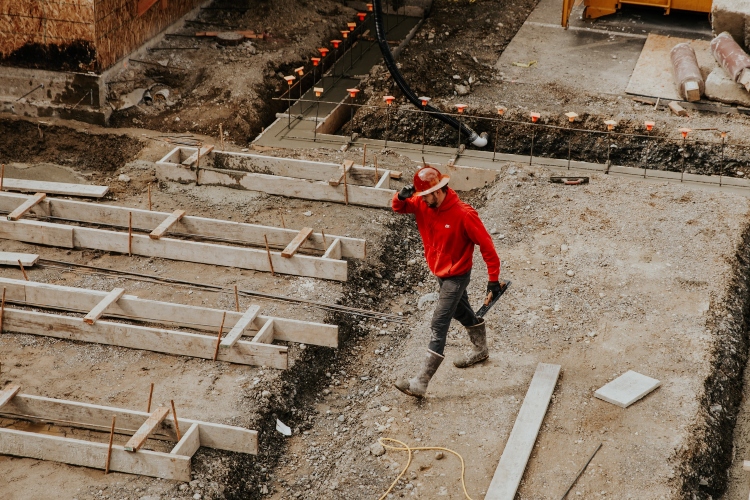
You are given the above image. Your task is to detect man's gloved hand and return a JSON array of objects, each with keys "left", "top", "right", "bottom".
[
  {"left": 485, "top": 280, "right": 505, "bottom": 306},
  {"left": 398, "top": 184, "right": 415, "bottom": 200}
]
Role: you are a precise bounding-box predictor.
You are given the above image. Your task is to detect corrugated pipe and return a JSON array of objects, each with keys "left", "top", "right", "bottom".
[
  {"left": 710, "top": 32, "right": 750, "bottom": 92},
  {"left": 372, "top": 0, "right": 488, "bottom": 147},
  {"left": 669, "top": 43, "right": 704, "bottom": 102}
]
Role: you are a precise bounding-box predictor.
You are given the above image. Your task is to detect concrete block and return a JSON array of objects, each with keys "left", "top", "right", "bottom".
[
  {"left": 705, "top": 67, "right": 750, "bottom": 106},
  {"left": 595, "top": 370, "right": 661, "bottom": 408}
]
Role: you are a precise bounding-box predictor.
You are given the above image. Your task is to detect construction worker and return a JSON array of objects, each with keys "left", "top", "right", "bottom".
[{"left": 392, "top": 165, "right": 503, "bottom": 398}]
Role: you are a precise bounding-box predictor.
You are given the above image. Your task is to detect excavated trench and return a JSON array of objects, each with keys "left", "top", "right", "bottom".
[{"left": 351, "top": 109, "right": 750, "bottom": 177}]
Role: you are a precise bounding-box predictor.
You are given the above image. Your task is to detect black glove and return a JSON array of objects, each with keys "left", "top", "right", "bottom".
[
  {"left": 485, "top": 281, "right": 505, "bottom": 305},
  {"left": 398, "top": 184, "right": 415, "bottom": 200}
]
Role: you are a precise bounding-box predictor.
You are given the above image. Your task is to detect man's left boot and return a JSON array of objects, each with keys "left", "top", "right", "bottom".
[
  {"left": 453, "top": 319, "right": 489, "bottom": 368},
  {"left": 394, "top": 349, "right": 444, "bottom": 398}
]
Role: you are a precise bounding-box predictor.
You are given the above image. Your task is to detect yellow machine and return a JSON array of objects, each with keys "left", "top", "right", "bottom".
[{"left": 561, "top": 0, "right": 712, "bottom": 27}]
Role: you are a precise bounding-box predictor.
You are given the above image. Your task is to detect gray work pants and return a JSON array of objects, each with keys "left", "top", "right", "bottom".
[{"left": 427, "top": 270, "right": 480, "bottom": 355}]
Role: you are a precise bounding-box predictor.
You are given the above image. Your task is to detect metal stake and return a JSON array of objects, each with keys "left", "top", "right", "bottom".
[
  {"left": 681, "top": 135, "right": 686, "bottom": 182},
  {"left": 529, "top": 125, "right": 535, "bottom": 166},
  {"left": 720, "top": 133, "right": 726, "bottom": 187},
  {"left": 492, "top": 121, "right": 499, "bottom": 162},
  {"left": 421, "top": 111, "right": 426, "bottom": 153}
]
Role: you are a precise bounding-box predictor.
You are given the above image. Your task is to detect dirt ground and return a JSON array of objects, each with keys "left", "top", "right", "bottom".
[{"left": 5, "top": 0, "right": 750, "bottom": 498}]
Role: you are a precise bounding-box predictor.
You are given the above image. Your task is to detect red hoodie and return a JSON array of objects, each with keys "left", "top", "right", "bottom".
[{"left": 392, "top": 188, "right": 500, "bottom": 281}]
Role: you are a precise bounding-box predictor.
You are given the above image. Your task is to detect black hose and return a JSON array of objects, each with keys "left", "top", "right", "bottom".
[{"left": 371, "top": 0, "right": 486, "bottom": 147}]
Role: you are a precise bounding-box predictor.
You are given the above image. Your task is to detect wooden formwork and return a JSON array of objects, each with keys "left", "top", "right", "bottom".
[
  {"left": 0, "top": 384, "right": 257, "bottom": 480},
  {"left": 156, "top": 147, "right": 399, "bottom": 208},
  {"left": 0, "top": 192, "right": 364, "bottom": 281},
  {"left": 0, "top": 277, "right": 338, "bottom": 369}
]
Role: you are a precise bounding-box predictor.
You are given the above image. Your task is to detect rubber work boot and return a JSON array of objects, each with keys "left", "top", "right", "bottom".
[
  {"left": 394, "top": 349, "right": 444, "bottom": 398},
  {"left": 453, "top": 319, "right": 489, "bottom": 368}
]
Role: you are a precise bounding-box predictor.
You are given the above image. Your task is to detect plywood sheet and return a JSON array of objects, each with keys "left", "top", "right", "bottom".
[{"left": 625, "top": 34, "right": 717, "bottom": 100}]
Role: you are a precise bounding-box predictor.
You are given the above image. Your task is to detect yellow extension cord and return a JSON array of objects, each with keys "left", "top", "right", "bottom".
[{"left": 377, "top": 437, "right": 474, "bottom": 500}]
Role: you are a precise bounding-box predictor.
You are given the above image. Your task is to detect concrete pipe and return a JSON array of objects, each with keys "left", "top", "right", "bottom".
[
  {"left": 710, "top": 31, "right": 750, "bottom": 92},
  {"left": 669, "top": 43, "right": 704, "bottom": 102}
]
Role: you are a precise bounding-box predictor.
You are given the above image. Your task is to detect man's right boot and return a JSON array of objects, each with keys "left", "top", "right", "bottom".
[
  {"left": 453, "top": 319, "right": 489, "bottom": 368},
  {"left": 394, "top": 349, "right": 444, "bottom": 398}
]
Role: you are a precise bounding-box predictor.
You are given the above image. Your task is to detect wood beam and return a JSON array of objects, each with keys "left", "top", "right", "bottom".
[
  {"left": 83, "top": 287, "right": 125, "bottom": 324},
  {"left": 281, "top": 227, "right": 313, "bottom": 258},
  {"left": 0, "top": 427, "right": 191, "bottom": 480},
  {"left": 149, "top": 209, "right": 186, "bottom": 239},
  {"left": 170, "top": 423, "right": 200, "bottom": 457},
  {"left": 220, "top": 305, "right": 261, "bottom": 348},
  {"left": 329, "top": 160, "right": 354, "bottom": 186},
  {"left": 0, "top": 179, "right": 107, "bottom": 198},
  {"left": 0, "top": 384, "right": 20, "bottom": 409},
  {"left": 322, "top": 238, "right": 342, "bottom": 260},
  {"left": 3, "top": 308, "right": 289, "bottom": 369},
  {"left": 182, "top": 145, "right": 214, "bottom": 166},
  {"left": 124, "top": 407, "right": 171, "bottom": 452},
  {"left": 0, "top": 252, "right": 38, "bottom": 266},
  {"left": 0, "top": 192, "right": 366, "bottom": 258},
  {"left": 0, "top": 277, "right": 338, "bottom": 347},
  {"left": 375, "top": 170, "right": 391, "bottom": 189},
  {"left": 485, "top": 363, "right": 561, "bottom": 500},
  {"left": 251, "top": 319, "right": 274, "bottom": 344},
  {"left": 0, "top": 393, "right": 257, "bottom": 454},
  {"left": 7, "top": 192, "right": 46, "bottom": 221}
]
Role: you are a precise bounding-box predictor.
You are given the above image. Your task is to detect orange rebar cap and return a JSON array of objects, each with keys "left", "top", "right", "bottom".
[{"left": 413, "top": 166, "right": 450, "bottom": 197}]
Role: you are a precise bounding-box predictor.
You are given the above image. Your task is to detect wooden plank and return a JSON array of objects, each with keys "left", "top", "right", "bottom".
[
  {"left": 0, "top": 384, "right": 20, "bottom": 409},
  {"left": 0, "top": 178, "right": 108, "bottom": 198},
  {"left": 281, "top": 227, "right": 313, "bottom": 258},
  {"left": 0, "top": 252, "right": 38, "bottom": 266},
  {"left": 485, "top": 363, "right": 561, "bottom": 500},
  {"left": 0, "top": 192, "right": 366, "bottom": 259},
  {"left": 0, "top": 277, "right": 338, "bottom": 347},
  {"left": 149, "top": 209, "right": 186, "bottom": 240},
  {"left": 170, "top": 423, "right": 200, "bottom": 457},
  {"left": 375, "top": 170, "right": 391, "bottom": 189},
  {"left": 0, "top": 428, "right": 191, "bottom": 480},
  {"left": 182, "top": 145, "right": 214, "bottom": 166},
  {"left": 322, "top": 238, "right": 342, "bottom": 260},
  {"left": 198, "top": 167, "right": 394, "bottom": 209},
  {"left": 1, "top": 394, "right": 258, "bottom": 454},
  {"left": 220, "top": 305, "right": 261, "bottom": 348},
  {"left": 0, "top": 219, "right": 74, "bottom": 248},
  {"left": 7, "top": 192, "right": 46, "bottom": 221},
  {"left": 328, "top": 160, "right": 354, "bottom": 186},
  {"left": 251, "top": 319, "right": 274, "bottom": 344},
  {"left": 124, "top": 407, "right": 171, "bottom": 452},
  {"left": 3, "top": 308, "right": 288, "bottom": 369},
  {"left": 83, "top": 287, "right": 125, "bottom": 325},
  {"left": 71, "top": 227, "right": 349, "bottom": 281}
]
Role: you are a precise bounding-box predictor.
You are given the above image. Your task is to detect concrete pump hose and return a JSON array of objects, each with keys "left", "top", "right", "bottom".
[
  {"left": 669, "top": 43, "right": 704, "bottom": 102},
  {"left": 372, "top": 0, "right": 487, "bottom": 148}
]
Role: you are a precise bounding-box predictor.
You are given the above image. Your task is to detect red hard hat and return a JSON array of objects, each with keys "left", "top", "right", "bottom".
[{"left": 413, "top": 166, "right": 449, "bottom": 196}]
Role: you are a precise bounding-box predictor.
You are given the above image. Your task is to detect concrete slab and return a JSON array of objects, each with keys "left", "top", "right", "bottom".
[
  {"left": 705, "top": 66, "right": 750, "bottom": 106},
  {"left": 595, "top": 370, "right": 661, "bottom": 408},
  {"left": 625, "top": 34, "right": 716, "bottom": 100}
]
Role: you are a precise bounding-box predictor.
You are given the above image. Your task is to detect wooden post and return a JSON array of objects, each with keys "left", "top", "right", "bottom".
[
  {"left": 321, "top": 230, "right": 327, "bottom": 247},
  {"left": 279, "top": 209, "right": 286, "bottom": 228},
  {"left": 18, "top": 260, "right": 28, "bottom": 281},
  {"left": 0, "top": 164, "right": 4, "bottom": 191},
  {"left": 374, "top": 156, "right": 379, "bottom": 184},
  {"left": 263, "top": 235, "right": 275, "bottom": 276},
  {"left": 148, "top": 183, "right": 152, "bottom": 211},
  {"left": 343, "top": 164, "right": 349, "bottom": 205},
  {"left": 0, "top": 287, "right": 5, "bottom": 334},
  {"left": 147, "top": 382, "right": 154, "bottom": 413},
  {"left": 212, "top": 311, "right": 226, "bottom": 361},
  {"left": 234, "top": 285, "right": 240, "bottom": 312},
  {"left": 128, "top": 212, "right": 133, "bottom": 256},
  {"left": 105, "top": 416, "right": 115, "bottom": 474},
  {"left": 362, "top": 144, "right": 367, "bottom": 168},
  {"left": 170, "top": 399, "right": 181, "bottom": 441},
  {"left": 219, "top": 124, "right": 224, "bottom": 151}
]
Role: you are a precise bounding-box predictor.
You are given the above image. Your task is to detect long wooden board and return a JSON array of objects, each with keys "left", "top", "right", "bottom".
[
  {"left": 3, "top": 308, "right": 289, "bottom": 369},
  {"left": 171, "top": 424, "right": 200, "bottom": 457},
  {"left": 7, "top": 192, "right": 45, "bottom": 221},
  {"left": 1, "top": 178, "right": 108, "bottom": 198},
  {"left": 281, "top": 227, "right": 313, "bottom": 258},
  {"left": 149, "top": 209, "right": 186, "bottom": 239},
  {"left": 0, "top": 384, "right": 20, "bottom": 409},
  {"left": 0, "top": 393, "right": 257, "bottom": 454},
  {"left": 0, "top": 277, "right": 338, "bottom": 347},
  {"left": 0, "top": 219, "right": 348, "bottom": 281},
  {"left": 0, "top": 192, "right": 366, "bottom": 259},
  {"left": 124, "top": 407, "right": 171, "bottom": 452},
  {"left": 0, "top": 252, "right": 38, "bottom": 266},
  {"left": 0, "top": 428, "right": 192, "bottom": 481},
  {"left": 485, "top": 363, "right": 561, "bottom": 500},
  {"left": 83, "top": 287, "right": 125, "bottom": 324}
]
